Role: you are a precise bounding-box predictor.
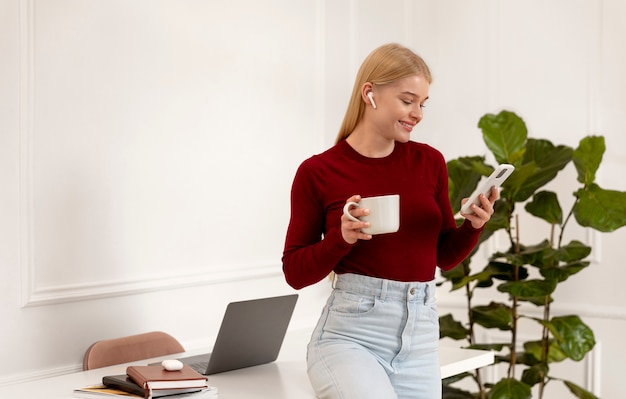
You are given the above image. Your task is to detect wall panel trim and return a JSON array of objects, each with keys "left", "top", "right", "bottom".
[
  {"left": 439, "top": 296, "right": 626, "bottom": 321},
  {"left": 24, "top": 263, "right": 283, "bottom": 307},
  {"left": 0, "top": 363, "right": 80, "bottom": 388},
  {"left": 16, "top": 1, "right": 285, "bottom": 308},
  {"left": 18, "top": 0, "right": 36, "bottom": 308}
]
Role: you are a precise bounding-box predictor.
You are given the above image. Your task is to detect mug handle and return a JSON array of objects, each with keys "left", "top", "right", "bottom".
[{"left": 342, "top": 202, "right": 361, "bottom": 222}]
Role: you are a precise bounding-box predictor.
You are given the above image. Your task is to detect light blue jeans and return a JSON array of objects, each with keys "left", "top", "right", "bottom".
[{"left": 307, "top": 273, "right": 441, "bottom": 399}]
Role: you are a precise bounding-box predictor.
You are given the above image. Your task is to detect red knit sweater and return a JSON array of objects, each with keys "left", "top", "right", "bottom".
[{"left": 282, "top": 140, "right": 482, "bottom": 289}]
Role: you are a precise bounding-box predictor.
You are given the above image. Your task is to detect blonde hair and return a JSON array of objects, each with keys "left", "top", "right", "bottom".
[{"left": 335, "top": 43, "right": 432, "bottom": 144}]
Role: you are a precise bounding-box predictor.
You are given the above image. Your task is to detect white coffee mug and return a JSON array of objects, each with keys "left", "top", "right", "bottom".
[{"left": 342, "top": 194, "right": 400, "bottom": 235}]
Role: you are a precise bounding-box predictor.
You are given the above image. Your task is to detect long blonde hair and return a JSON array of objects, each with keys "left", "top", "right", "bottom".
[{"left": 335, "top": 43, "right": 432, "bottom": 144}]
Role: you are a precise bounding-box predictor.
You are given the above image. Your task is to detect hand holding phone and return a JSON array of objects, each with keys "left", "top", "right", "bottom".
[{"left": 460, "top": 164, "right": 515, "bottom": 215}]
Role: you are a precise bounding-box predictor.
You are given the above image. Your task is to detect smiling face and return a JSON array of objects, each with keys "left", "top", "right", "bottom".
[{"left": 367, "top": 74, "right": 430, "bottom": 143}]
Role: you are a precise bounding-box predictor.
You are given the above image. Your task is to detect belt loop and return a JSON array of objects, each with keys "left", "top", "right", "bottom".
[
  {"left": 424, "top": 284, "right": 430, "bottom": 305},
  {"left": 380, "top": 279, "right": 388, "bottom": 301}
]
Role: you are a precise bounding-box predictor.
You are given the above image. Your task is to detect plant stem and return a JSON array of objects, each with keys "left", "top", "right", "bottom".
[
  {"left": 558, "top": 198, "right": 578, "bottom": 247},
  {"left": 538, "top": 295, "right": 551, "bottom": 399},
  {"left": 508, "top": 214, "right": 521, "bottom": 378},
  {"left": 465, "top": 276, "right": 486, "bottom": 399},
  {"left": 539, "top": 222, "right": 558, "bottom": 398}
]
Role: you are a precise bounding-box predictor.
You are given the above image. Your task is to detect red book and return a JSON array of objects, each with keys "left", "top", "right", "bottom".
[{"left": 126, "top": 365, "right": 208, "bottom": 398}]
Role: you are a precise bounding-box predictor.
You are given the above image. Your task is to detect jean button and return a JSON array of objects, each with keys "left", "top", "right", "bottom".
[{"left": 409, "top": 287, "right": 415, "bottom": 295}]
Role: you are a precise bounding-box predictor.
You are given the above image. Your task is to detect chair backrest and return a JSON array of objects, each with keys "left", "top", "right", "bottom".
[{"left": 82, "top": 331, "right": 185, "bottom": 370}]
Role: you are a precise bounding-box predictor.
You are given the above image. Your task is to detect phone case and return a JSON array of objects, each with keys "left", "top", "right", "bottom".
[{"left": 460, "top": 164, "right": 515, "bottom": 215}]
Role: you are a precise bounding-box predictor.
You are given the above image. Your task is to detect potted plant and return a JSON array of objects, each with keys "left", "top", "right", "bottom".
[{"left": 439, "top": 110, "right": 626, "bottom": 399}]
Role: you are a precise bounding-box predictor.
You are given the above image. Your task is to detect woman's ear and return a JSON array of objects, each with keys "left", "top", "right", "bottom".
[{"left": 361, "top": 82, "right": 376, "bottom": 108}]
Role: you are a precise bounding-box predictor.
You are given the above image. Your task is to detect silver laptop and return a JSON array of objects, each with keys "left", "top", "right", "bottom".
[{"left": 175, "top": 294, "right": 298, "bottom": 375}]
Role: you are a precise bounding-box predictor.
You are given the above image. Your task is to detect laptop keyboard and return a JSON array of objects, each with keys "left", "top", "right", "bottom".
[{"left": 190, "top": 362, "right": 209, "bottom": 375}]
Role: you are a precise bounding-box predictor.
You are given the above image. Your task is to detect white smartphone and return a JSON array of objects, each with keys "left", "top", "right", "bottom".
[{"left": 460, "top": 164, "right": 515, "bottom": 215}]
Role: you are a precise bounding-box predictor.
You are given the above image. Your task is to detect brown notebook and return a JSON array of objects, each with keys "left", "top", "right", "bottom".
[{"left": 126, "top": 365, "right": 208, "bottom": 398}]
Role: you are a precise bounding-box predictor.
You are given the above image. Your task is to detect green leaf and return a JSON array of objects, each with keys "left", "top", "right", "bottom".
[
  {"left": 495, "top": 240, "right": 552, "bottom": 269},
  {"left": 440, "top": 261, "right": 469, "bottom": 288},
  {"left": 478, "top": 110, "right": 527, "bottom": 165},
  {"left": 524, "top": 339, "right": 568, "bottom": 363},
  {"left": 487, "top": 378, "right": 531, "bottom": 399},
  {"left": 513, "top": 139, "right": 573, "bottom": 202},
  {"left": 549, "top": 316, "right": 596, "bottom": 361},
  {"left": 525, "top": 191, "right": 562, "bottom": 225},
  {"left": 540, "top": 260, "right": 590, "bottom": 283},
  {"left": 572, "top": 136, "right": 605, "bottom": 185},
  {"left": 471, "top": 302, "right": 513, "bottom": 330},
  {"left": 485, "top": 198, "right": 513, "bottom": 231},
  {"left": 453, "top": 271, "right": 493, "bottom": 290},
  {"left": 521, "top": 363, "right": 549, "bottom": 386},
  {"left": 484, "top": 261, "right": 529, "bottom": 282},
  {"left": 442, "top": 384, "right": 476, "bottom": 399},
  {"left": 439, "top": 314, "right": 468, "bottom": 340},
  {"left": 535, "top": 316, "right": 596, "bottom": 361},
  {"left": 450, "top": 262, "right": 528, "bottom": 292},
  {"left": 502, "top": 161, "right": 537, "bottom": 196},
  {"left": 498, "top": 279, "right": 557, "bottom": 299},
  {"left": 574, "top": 183, "right": 626, "bottom": 232},
  {"left": 468, "top": 342, "right": 509, "bottom": 351},
  {"left": 442, "top": 265, "right": 489, "bottom": 291},
  {"left": 545, "top": 240, "right": 591, "bottom": 263},
  {"left": 443, "top": 372, "right": 473, "bottom": 386},
  {"left": 500, "top": 351, "right": 542, "bottom": 366},
  {"left": 563, "top": 380, "right": 599, "bottom": 399}
]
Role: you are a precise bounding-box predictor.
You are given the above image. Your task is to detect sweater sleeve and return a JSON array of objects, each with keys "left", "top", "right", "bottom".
[
  {"left": 437, "top": 220, "right": 483, "bottom": 270},
  {"left": 282, "top": 160, "right": 353, "bottom": 289},
  {"left": 434, "top": 157, "right": 484, "bottom": 270}
]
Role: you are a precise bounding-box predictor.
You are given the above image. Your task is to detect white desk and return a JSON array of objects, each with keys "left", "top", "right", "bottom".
[{"left": 0, "top": 329, "right": 493, "bottom": 398}]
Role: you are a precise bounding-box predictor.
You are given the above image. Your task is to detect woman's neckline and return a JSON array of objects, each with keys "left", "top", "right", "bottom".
[{"left": 340, "top": 139, "right": 401, "bottom": 162}]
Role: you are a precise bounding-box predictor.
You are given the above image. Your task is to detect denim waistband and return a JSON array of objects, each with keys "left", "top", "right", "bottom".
[{"left": 334, "top": 273, "right": 435, "bottom": 303}]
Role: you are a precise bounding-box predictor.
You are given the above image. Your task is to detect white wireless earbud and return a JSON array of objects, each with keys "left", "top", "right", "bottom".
[{"left": 367, "top": 92, "right": 377, "bottom": 109}]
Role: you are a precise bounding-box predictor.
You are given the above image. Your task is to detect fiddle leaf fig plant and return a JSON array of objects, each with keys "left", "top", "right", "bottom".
[{"left": 440, "top": 110, "right": 626, "bottom": 399}]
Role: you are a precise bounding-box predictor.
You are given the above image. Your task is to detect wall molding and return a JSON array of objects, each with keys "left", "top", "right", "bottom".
[
  {"left": 586, "top": 0, "right": 603, "bottom": 136},
  {"left": 438, "top": 295, "right": 626, "bottom": 322},
  {"left": 16, "top": 0, "right": 286, "bottom": 308},
  {"left": 586, "top": 340, "right": 602, "bottom": 397},
  {"left": 23, "top": 262, "right": 284, "bottom": 307},
  {"left": 18, "top": 0, "right": 36, "bottom": 308},
  {"left": 0, "top": 363, "right": 81, "bottom": 388}
]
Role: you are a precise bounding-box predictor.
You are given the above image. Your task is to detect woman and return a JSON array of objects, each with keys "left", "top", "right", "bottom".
[{"left": 282, "top": 43, "right": 496, "bottom": 399}]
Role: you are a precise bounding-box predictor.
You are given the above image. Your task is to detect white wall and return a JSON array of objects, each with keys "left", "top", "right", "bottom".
[{"left": 1, "top": 0, "right": 624, "bottom": 397}]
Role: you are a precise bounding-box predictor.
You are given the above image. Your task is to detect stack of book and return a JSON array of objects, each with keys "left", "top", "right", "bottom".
[{"left": 74, "top": 364, "right": 217, "bottom": 399}]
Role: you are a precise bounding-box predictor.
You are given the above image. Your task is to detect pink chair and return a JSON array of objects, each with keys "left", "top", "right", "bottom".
[{"left": 82, "top": 331, "right": 185, "bottom": 370}]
